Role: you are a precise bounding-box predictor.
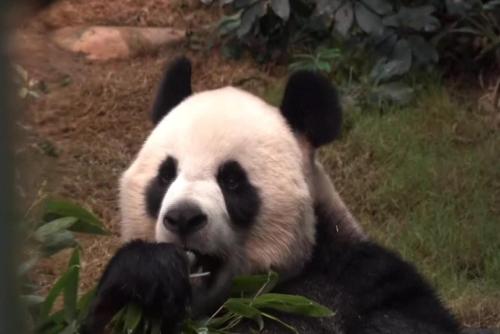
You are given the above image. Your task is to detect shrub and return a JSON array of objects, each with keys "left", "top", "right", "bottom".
[
  {"left": 19, "top": 199, "right": 108, "bottom": 334},
  {"left": 201, "top": 0, "right": 500, "bottom": 80}
]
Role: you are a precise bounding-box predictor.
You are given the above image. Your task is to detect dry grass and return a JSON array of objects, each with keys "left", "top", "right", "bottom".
[{"left": 14, "top": 0, "right": 275, "bottom": 295}]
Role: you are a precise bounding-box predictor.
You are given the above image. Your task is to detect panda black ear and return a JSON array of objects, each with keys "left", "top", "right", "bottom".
[
  {"left": 151, "top": 57, "right": 192, "bottom": 125},
  {"left": 280, "top": 71, "right": 342, "bottom": 147}
]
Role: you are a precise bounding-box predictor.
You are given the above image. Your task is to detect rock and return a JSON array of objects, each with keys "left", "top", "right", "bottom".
[{"left": 51, "top": 26, "right": 185, "bottom": 61}]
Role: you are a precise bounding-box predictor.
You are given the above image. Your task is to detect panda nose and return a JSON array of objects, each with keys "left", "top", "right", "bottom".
[{"left": 163, "top": 201, "right": 207, "bottom": 236}]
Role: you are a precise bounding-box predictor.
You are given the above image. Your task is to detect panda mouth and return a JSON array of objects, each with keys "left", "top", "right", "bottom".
[{"left": 185, "top": 249, "right": 223, "bottom": 287}]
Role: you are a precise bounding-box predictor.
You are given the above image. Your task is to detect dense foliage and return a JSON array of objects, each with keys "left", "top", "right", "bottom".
[
  {"left": 202, "top": 0, "right": 500, "bottom": 80},
  {"left": 20, "top": 199, "right": 109, "bottom": 334}
]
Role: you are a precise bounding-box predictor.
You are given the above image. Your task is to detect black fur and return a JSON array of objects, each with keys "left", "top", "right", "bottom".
[
  {"left": 81, "top": 241, "right": 190, "bottom": 334},
  {"left": 151, "top": 57, "right": 192, "bottom": 125},
  {"left": 260, "top": 204, "right": 460, "bottom": 334},
  {"left": 89, "top": 65, "right": 460, "bottom": 333},
  {"left": 145, "top": 156, "right": 177, "bottom": 219},
  {"left": 280, "top": 71, "right": 342, "bottom": 147},
  {"left": 216, "top": 160, "right": 261, "bottom": 228},
  {"left": 83, "top": 213, "right": 460, "bottom": 334}
]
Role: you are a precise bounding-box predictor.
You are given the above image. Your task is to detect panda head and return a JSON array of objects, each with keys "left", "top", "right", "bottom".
[{"left": 119, "top": 57, "right": 344, "bottom": 310}]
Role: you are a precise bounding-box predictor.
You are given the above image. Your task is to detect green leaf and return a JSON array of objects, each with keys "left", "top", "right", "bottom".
[
  {"left": 484, "top": 0, "right": 500, "bottom": 10},
  {"left": 355, "top": 2, "right": 384, "bottom": 36},
  {"left": 315, "top": 0, "right": 342, "bottom": 16},
  {"left": 231, "top": 271, "right": 279, "bottom": 296},
  {"left": 77, "top": 288, "right": 96, "bottom": 322},
  {"left": 333, "top": 2, "right": 354, "bottom": 36},
  {"left": 40, "top": 231, "right": 77, "bottom": 257},
  {"left": 371, "top": 82, "right": 415, "bottom": 105},
  {"left": 18, "top": 257, "right": 39, "bottom": 277},
  {"left": 392, "top": 38, "right": 412, "bottom": 71},
  {"left": 20, "top": 294, "right": 45, "bottom": 306},
  {"left": 63, "top": 249, "right": 80, "bottom": 323},
  {"left": 218, "top": 12, "right": 242, "bottom": 36},
  {"left": 123, "top": 303, "right": 143, "bottom": 334},
  {"left": 318, "top": 47, "right": 341, "bottom": 60},
  {"left": 407, "top": 35, "right": 438, "bottom": 64},
  {"left": 253, "top": 293, "right": 334, "bottom": 317},
  {"left": 237, "top": 2, "right": 266, "bottom": 37},
  {"left": 36, "top": 316, "right": 67, "bottom": 334},
  {"left": 38, "top": 266, "right": 79, "bottom": 323},
  {"left": 233, "top": 0, "right": 254, "bottom": 9},
  {"left": 224, "top": 299, "right": 264, "bottom": 330},
  {"left": 317, "top": 62, "right": 332, "bottom": 73},
  {"left": 270, "top": 0, "right": 290, "bottom": 21},
  {"left": 34, "top": 217, "right": 78, "bottom": 242},
  {"left": 373, "top": 31, "right": 398, "bottom": 56},
  {"left": 361, "top": 0, "right": 392, "bottom": 15},
  {"left": 371, "top": 38, "right": 412, "bottom": 82},
  {"left": 43, "top": 199, "right": 108, "bottom": 235},
  {"left": 59, "top": 322, "right": 77, "bottom": 334},
  {"left": 383, "top": 6, "right": 440, "bottom": 32},
  {"left": 35, "top": 308, "right": 66, "bottom": 334},
  {"left": 205, "top": 312, "right": 238, "bottom": 328},
  {"left": 110, "top": 306, "right": 126, "bottom": 333},
  {"left": 445, "top": 0, "right": 472, "bottom": 15}
]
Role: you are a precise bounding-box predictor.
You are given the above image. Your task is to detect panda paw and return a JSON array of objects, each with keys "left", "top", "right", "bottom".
[{"left": 81, "top": 240, "right": 191, "bottom": 334}]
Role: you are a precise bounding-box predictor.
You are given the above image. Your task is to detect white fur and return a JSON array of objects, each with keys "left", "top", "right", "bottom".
[
  {"left": 155, "top": 175, "right": 235, "bottom": 254},
  {"left": 120, "top": 87, "right": 315, "bottom": 273}
]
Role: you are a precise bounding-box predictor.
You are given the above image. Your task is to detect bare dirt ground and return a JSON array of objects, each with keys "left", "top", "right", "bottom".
[{"left": 13, "top": 0, "right": 276, "bottom": 294}]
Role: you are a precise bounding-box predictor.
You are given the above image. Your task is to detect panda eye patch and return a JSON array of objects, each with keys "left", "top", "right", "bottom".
[
  {"left": 145, "top": 156, "right": 177, "bottom": 220},
  {"left": 217, "top": 161, "right": 246, "bottom": 191},
  {"left": 216, "top": 160, "right": 260, "bottom": 227},
  {"left": 158, "top": 156, "right": 177, "bottom": 185}
]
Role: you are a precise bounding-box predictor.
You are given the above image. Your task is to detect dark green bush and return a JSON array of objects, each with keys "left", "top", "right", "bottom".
[{"left": 201, "top": 0, "right": 500, "bottom": 80}]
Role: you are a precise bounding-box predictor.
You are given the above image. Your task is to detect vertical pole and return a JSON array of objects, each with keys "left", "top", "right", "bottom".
[{"left": 0, "top": 2, "right": 27, "bottom": 334}]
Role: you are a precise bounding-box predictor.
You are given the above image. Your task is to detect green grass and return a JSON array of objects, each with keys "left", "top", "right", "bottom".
[
  {"left": 318, "top": 83, "right": 500, "bottom": 327},
  {"left": 264, "top": 78, "right": 500, "bottom": 326}
]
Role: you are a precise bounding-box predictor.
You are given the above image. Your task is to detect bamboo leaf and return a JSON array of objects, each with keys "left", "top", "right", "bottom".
[
  {"left": 34, "top": 217, "right": 78, "bottom": 242},
  {"left": 38, "top": 266, "right": 78, "bottom": 323},
  {"left": 224, "top": 299, "right": 264, "bottom": 330},
  {"left": 43, "top": 199, "right": 108, "bottom": 235},
  {"left": 123, "top": 303, "right": 143, "bottom": 334},
  {"left": 334, "top": 2, "right": 354, "bottom": 36},
  {"left": 253, "top": 293, "right": 334, "bottom": 317},
  {"left": 63, "top": 249, "right": 80, "bottom": 322},
  {"left": 231, "top": 271, "right": 278, "bottom": 297}
]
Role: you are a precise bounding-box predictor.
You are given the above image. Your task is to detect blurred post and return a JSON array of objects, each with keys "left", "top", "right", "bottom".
[{"left": 0, "top": 1, "right": 27, "bottom": 333}]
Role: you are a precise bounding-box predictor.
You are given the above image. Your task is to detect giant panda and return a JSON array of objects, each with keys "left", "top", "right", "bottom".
[{"left": 82, "top": 57, "right": 460, "bottom": 334}]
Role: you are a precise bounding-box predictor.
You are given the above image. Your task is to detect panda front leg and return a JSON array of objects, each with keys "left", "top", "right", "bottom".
[{"left": 81, "top": 240, "right": 191, "bottom": 334}]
